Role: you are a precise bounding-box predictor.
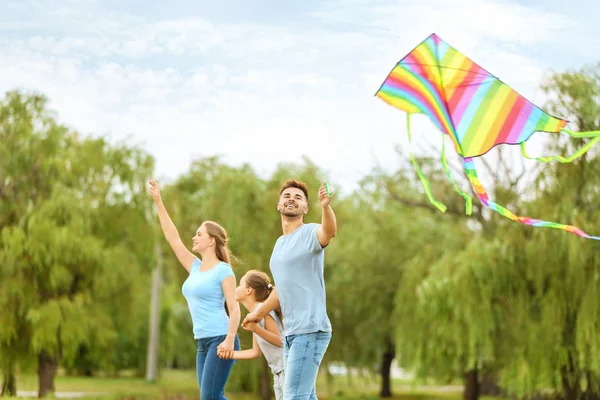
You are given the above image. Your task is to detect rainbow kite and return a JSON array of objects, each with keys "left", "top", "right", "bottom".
[{"left": 376, "top": 33, "right": 600, "bottom": 240}]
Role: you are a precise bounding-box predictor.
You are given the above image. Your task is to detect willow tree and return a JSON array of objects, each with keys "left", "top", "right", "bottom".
[
  {"left": 492, "top": 62, "right": 600, "bottom": 400},
  {"left": 321, "top": 166, "right": 469, "bottom": 398},
  {"left": 0, "top": 90, "right": 155, "bottom": 396},
  {"left": 0, "top": 91, "right": 72, "bottom": 396},
  {"left": 392, "top": 62, "right": 600, "bottom": 400}
]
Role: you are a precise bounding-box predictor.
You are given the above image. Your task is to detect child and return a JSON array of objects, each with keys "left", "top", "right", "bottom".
[{"left": 219, "top": 270, "right": 285, "bottom": 399}]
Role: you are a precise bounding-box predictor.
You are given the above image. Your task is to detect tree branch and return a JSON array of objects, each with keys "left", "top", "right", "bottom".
[
  {"left": 379, "top": 180, "right": 471, "bottom": 219},
  {"left": 498, "top": 148, "right": 512, "bottom": 183},
  {"left": 480, "top": 156, "right": 497, "bottom": 183}
]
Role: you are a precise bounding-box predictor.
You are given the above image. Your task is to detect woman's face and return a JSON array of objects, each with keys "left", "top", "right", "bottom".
[{"left": 192, "top": 224, "right": 213, "bottom": 252}]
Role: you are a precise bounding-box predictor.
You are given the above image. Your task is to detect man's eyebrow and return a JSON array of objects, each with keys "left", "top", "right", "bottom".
[{"left": 282, "top": 190, "right": 304, "bottom": 198}]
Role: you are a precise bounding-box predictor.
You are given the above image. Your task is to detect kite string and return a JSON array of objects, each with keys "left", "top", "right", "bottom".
[
  {"left": 521, "top": 129, "right": 600, "bottom": 163},
  {"left": 406, "top": 113, "right": 447, "bottom": 213}
]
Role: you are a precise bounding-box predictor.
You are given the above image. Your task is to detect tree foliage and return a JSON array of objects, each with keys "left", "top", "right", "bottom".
[{"left": 1, "top": 62, "right": 599, "bottom": 400}]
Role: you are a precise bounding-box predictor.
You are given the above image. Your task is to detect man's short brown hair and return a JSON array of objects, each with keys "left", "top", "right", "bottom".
[{"left": 279, "top": 180, "right": 309, "bottom": 202}]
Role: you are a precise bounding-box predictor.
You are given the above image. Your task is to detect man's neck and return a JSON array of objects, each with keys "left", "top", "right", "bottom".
[{"left": 281, "top": 216, "right": 303, "bottom": 236}]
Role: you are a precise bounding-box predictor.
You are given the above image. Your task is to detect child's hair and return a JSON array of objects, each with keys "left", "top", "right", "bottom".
[{"left": 244, "top": 270, "right": 283, "bottom": 323}]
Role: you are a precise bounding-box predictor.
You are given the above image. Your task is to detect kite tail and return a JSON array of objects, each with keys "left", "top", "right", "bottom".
[
  {"left": 462, "top": 157, "right": 600, "bottom": 240},
  {"left": 406, "top": 113, "right": 447, "bottom": 213},
  {"left": 521, "top": 129, "right": 600, "bottom": 163},
  {"left": 441, "top": 134, "right": 472, "bottom": 215}
]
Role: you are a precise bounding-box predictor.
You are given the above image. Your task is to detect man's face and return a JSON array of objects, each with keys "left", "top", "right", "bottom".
[{"left": 277, "top": 187, "right": 308, "bottom": 217}]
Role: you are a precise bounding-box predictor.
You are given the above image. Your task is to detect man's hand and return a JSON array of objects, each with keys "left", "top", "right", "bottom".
[
  {"left": 241, "top": 321, "right": 258, "bottom": 332},
  {"left": 317, "top": 181, "right": 337, "bottom": 247},
  {"left": 318, "top": 182, "right": 332, "bottom": 208},
  {"left": 242, "top": 311, "right": 261, "bottom": 328}
]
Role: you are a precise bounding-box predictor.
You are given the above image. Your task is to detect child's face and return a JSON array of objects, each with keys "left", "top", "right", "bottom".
[{"left": 235, "top": 275, "right": 251, "bottom": 302}]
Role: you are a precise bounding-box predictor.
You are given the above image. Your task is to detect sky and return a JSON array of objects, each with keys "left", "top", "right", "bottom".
[{"left": 2, "top": 0, "right": 599, "bottom": 194}]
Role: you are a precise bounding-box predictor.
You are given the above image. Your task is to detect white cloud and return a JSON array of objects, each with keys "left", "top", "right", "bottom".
[{"left": 0, "top": 0, "right": 596, "bottom": 194}]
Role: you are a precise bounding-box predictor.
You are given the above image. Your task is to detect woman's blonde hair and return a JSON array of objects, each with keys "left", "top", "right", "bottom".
[{"left": 202, "top": 221, "right": 236, "bottom": 265}]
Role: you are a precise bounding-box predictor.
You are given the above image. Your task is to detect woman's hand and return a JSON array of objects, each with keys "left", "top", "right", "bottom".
[
  {"left": 148, "top": 180, "right": 162, "bottom": 202},
  {"left": 217, "top": 336, "right": 235, "bottom": 359}
]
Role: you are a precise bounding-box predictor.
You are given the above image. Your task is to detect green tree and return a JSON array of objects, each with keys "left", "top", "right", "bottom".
[
  {"left": 322, "top": 165, "right": 469, "bottom": 398},
  {"left": 381, "top": 141, "right": 542, "bottom": 400},
  {"left": 0, "top": 90, "right": 155, "bottom": 396},
  {"left": 0, "top": 91, "right": 73, "bottom": 396},
  {"left": 391, "top": 62, "right": 600, "bottom": 400},
  {"left": 491, "top": 62, "right": 600, "bottom": 400}
]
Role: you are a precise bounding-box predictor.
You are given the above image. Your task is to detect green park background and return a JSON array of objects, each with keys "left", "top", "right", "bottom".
[{"left": 1, "top": 63, "right": 599, "bottom": 400}]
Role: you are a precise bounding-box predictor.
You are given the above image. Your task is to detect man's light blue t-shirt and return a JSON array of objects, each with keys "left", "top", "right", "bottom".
[
  {"left": 269, "top": 223, "right": 332, "bottom": 336},
  {"left": 182, "top": 258, "right": 234, "bottom": 339}
]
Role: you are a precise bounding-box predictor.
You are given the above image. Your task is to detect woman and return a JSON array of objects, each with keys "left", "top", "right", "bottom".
[{"left": 148, "top": 180, "right": 240, "bottom": 399}]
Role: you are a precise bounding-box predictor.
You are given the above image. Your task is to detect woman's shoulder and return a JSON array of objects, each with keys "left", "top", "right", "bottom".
[
  {"left": 189, "top": 258, "right": 201, "bottom": 272},
  {"left": 218, "top": 261, "right": 233, "bottom": 270},
  {"left": 216, "top": 261, "right": 235, "bottom": 279}
]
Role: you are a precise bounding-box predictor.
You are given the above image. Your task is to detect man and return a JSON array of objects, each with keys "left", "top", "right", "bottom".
[{"left": 242, "top": 179, "right": 337, "bottom": 399}]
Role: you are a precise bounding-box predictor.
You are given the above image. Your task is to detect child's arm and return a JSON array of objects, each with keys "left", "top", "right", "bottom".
[
  {"left": 251, "top": 315, "right": 283, "bottom": 348},
  {"left": 231, "top": 334, "right": 262, "bottom": 360}
]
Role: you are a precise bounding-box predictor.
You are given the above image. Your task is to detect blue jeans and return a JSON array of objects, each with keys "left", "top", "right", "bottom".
[
  {"left": 196, "top": 334, "right": 240, "bottom": 399},
  {"left": 283, "top": 331, "right": 332, "bottom": 399}
]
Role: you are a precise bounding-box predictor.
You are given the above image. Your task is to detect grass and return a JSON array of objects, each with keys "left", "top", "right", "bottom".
[
  {"left": 15, "top": 369, "right": 200, "bottom": 397},
  {"left": 8, "top": 369, "right": 509, "bottom": 400}
]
